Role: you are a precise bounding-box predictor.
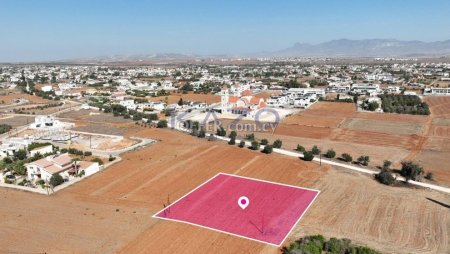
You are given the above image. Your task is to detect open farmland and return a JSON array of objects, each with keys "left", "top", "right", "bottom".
[
  {"left": 209, "top": 99, "right": 450, "bottom": 186},
  {"left": 0, "top": 128, "right": 448, "bottom": 254}
]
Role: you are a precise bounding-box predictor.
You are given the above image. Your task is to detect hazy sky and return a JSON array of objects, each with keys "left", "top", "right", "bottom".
[{"left": 1, "top": 0, "right": 450, "bottom": 62}]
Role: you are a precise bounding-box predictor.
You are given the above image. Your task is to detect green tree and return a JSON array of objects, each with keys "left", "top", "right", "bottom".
[
  {"left": 228, "top": 137, "right": 236, "bottom": 145},
  {"left": 261, "top": 145, "right": 273, "bottom": 154},
  {"left": 229, "top": 131, "right": 237, "bottom": 139},
  {"left": 400, "top": 161, "right": 424, "bottom": 181},
  {"left": 295, "top": 144, "right": 305, "bottom": 152},
  {"left": 245, "top": 133, "right": 255, "bottom": 141},
  {"left": 357, "top": 155, "right": 370, "bottom": 166},
  {"left": 13, "top": 149, "right": 27, "bottom": 161},
  {"left": 311, "top": 145, "right": 320, "bottom": 155},
  {"left": 273, "top": 139, "right": 282, "bottom": 148},
  {"left": 238, "top": 140, "right": 245, "bottom": 148},
  {"left": 324, "top": 149, "right": 336, "bottom": 158},
  {"left": 178, "top": 98, "right": 184, "bottom": 106},
  {"left": 250, "top": 141, "right": 260, "bottom": 150},
  {"left": 341, "top": 153, "right": 353, "bottom": 162},
  {"left": 260, "top": 139, "right": 269, "bottom": 145},
  {"left": 216, "top": 126, "right": 226, "bottom": 137},
  {"left": 157, "top": 120, "right": 168, "bottom": 128},
  {"left": 302, "top": 151, "right": 314, "bottom": 161},
  {"left": 49, "top": 173, "right": 64, "bottom": 187}
]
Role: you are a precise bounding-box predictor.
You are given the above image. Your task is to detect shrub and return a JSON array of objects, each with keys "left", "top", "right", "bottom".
[
  {"left": 341, "top": 153, "right": 353, "bottom": 162},
  {"left": 27, "top": 142, "right": 52, "bottom": 151},
  {"left": 36, "top": 179, "right": 45, "bottom": 186},
  {"left": 400, "top": 161, "right": 423, "bottom": 181},
  {"left": 49, "top": 173, "right": 64, "bottom": 187},
  {"left": 302, "top": 151, "right": 314, "bottom": 161},
  {"left": 250, "top": 141, "right": 260, "bottom": 150},
  {"left": 13, "top": 149, "right": 27, "bottom": 161},
  {"left": 311, "top": 145, "right": 320, "bottom": 155},
  {"left": 273, "top": 139, "right": 282, "bottom": 148},
  {"left": 216, "top": 126, "right": 226, "bottom": 136},
  {"left": 375, "top": 169, "right": 395, "bottom": 185},
  {"left": 198, "top": 129, "right": 206, "bottom": 138},
  {"left": 60, "top": 148, "right": 68, "bottom": 153},
  {"left": 324, "top": 149, "right": 336, "bottom": 158},
  {"left": 260, "top": 139, "right": 269, "bottom": 145},
  {"left": 238, "top": 140, "right": 245, "bottom": 148},
  {"left": 108, "top": 155, "right": 116, "bottom": 162},
  {"left": 425, "top": 172, "right": 433, "bottom": 180},
  {"left": 2, "top": 157, "right": 12, "bottom": 164},
  {"left": 228, "top": 137, "right": 236, "bottom": 145},
  {"left": 261, "top": 145, "right": 273, "bottom": 154},
  {"left": 0, "top": 124, "right": 12, "bottom": 134},
  {"left": 156, "top": 120, "right": 168, "bottom": 128},
  {"left": 245, "top": 133, "right": 255, "bottom": 141},
  {"left": 357, "top": 155, "right": 370, "bottom": 166},
  {"left": 91, "top": 157, "right": 104, "bottom": 165},
  {"left": 295, "top": 144, "right": 305, "bottom": 152},
  {"left": 228, "top": 131, "right": 237, "bottom": 139},
  {"left": 84, "top": 151, "right": 92, "bottom": 156}
]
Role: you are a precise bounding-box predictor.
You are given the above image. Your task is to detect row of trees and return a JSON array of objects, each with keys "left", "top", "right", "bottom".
[
  {"left": 376, "top": 160, "right": 432, "bottom": 186},
  {"left": 295, "top": 144, "right": 370, "bottom": 166},
  {"left": 282, "top": 235, "right": 379, "bottom": 254}
]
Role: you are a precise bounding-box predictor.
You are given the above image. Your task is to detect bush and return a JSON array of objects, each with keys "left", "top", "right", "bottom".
[
  {"left": 13, "top": 149, "right": 27, "bottom": 160},
  {"left": 245, "top": 133, "right": 255, "bottom": 141},
  {"left": 60, "top": 148, "right": 68, "bottom": 153},
  {"left": 228, "top": 131, "right": 237, "bottom": 139},
  {"left": 238, "top": 140, "right": 245, "bottom": 148},
  {"left": 36, "top": 179, "right": 45, "bottom": 186},
  {"left": 27, "top": 142, "right": 52, "bottom": 152},
  {"left": 91, "top": 157, "right": 104, "bottom": 165},
  {"left": 49, "top": 173, "right": 64, "bottom": 187},
  {"left": 375, "top": 169, "right": 395, "bottom": 185},
  {"left": 261, "top": 145, "right": 273, "bottom": 154},
  {"left": 295, "top": 144, "right": 305, "bottom": 152},
  {"left": 273, "top": 139, "right": 282, "bottom": 148},
  {"left": 156, "top": 120, "right": 168, "bottom": 128},
  {"left": 250, "top": 141, "right": 260, "bottom": 150},
  {"left": 282, "top": 235, "right": 379, "bottom": 254},
  {"left": 357, "top": 155, "right": 370, "bottom": 166},
  {"left": 400, "top": 161, "right": 423, "bottom": 181},
  {"left": 2, "top": 157, "right": 12, "bottom": 164},
  {"left": 228, "top": 137, "right": 236, "bottom": 145},
  {"left": 425, "top": 172, "right": 433, "bottom": 180},
  {"left": 216, "top": 126, "right": 226, "bottom": 136},
  {"left": 198, "top": 129, "right": 206, "bottom": 138},
  {"left": 303, "top": 151, "right": 314, "bottom": 161},
  {"left": 324, "top": 149, "right": 336, "bottom": 158},
  {"left": 84, "top": 151, "right": 92, "bottom": 156},
  {"left": 108, "top": 155, "right": 116, "bottom": 162},
  {"left": 311, "top": 145, "right": 320, "bottom": 155},
  {"left": 260, "top": 139, "right": 269, "bottom": 145},
  {"left": 341, "top": 153, "right": 352, "bottom": 162}
]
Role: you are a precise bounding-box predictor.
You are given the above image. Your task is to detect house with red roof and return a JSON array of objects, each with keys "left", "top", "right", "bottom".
[{"left": 26, "top": 153, "right": 100, "bottom": 183}]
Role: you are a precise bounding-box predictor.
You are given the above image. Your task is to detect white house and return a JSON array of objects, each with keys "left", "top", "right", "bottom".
[
  {"left": 26, "top": 153, "right": 100, "bottom": 182},
  {"left": 29, "top": 115, "right": 69, "bottom": 129},
  {"left": 0, "top": 138, "right": 32, "bottom": 158},
  {"left": 424, "top": 87, "right": 450, "bottom": 96},
  {"left": 351, "top": 84, "right": 381, "bottom": 96}
]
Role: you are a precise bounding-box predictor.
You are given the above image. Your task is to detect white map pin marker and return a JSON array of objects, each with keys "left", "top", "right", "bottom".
[{"left": 238, "top": 196, "right": 249, "bottom": 210}]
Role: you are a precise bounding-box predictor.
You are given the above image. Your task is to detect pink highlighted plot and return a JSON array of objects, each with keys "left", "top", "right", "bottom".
[{"left": 153, "top": 173, "right": 320, "bottom": 246}]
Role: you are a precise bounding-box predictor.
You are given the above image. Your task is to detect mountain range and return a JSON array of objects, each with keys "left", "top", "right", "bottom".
[{"left": 269, "top": 39, "right": 450, "bottom": 57}]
